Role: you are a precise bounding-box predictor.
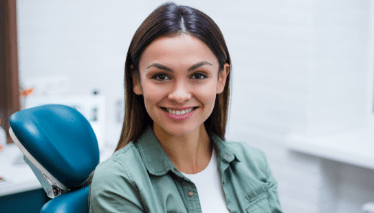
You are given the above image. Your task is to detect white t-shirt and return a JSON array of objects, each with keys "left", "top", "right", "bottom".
[{"left": 181, "top": 148, "right": 230, "bottom": 213}]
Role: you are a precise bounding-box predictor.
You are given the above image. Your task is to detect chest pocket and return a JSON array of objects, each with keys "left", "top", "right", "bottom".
[{"left": 244, "top": 186, "right": 272, "bottom": 213}]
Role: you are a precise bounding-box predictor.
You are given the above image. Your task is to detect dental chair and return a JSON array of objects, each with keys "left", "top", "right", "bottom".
[{"left": 9, "top": 104, "right": 100, "bottom": 213}]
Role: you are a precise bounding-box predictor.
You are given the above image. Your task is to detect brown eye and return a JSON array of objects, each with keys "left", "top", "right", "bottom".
[
  {"left": 192, "top": 73, "right": 207, "bottom": 80},
  {"left": 152, "top": 73, "right": 170, "bottom": 81}
]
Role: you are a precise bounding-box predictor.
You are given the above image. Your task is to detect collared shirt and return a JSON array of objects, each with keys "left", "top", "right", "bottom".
[
  {"left": 181, "top": 147, "right": 230, "bottom": 213},
  {"left": 89, "top": 125, "right": 283, "bottom": 213}
]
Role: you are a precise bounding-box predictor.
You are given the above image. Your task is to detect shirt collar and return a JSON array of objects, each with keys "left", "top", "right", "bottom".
[{"left": 135, "top": 125, "right": 241, "bottom": 176}]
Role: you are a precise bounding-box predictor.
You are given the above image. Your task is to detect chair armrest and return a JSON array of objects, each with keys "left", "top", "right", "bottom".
[{"left": 40, "top": 186, "right": 90, "bottom": 213}]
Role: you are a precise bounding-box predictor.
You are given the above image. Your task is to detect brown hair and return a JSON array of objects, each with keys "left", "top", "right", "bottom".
[{"left": 86, "top": 1, "right": 232, "bottom": 207}]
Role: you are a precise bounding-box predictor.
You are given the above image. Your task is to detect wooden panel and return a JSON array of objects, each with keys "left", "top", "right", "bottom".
[{"left": 0, "top": 0, "right": 20, "bottom": 144}]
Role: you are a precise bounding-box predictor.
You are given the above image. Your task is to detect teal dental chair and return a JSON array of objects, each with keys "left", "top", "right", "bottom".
[{"left": 9, "top": 104, "right": 100, "bottom": 213}]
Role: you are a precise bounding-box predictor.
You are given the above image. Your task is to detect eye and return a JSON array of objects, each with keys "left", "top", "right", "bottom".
[
  {"left": 191, "top": 73, "right": 207, "bottom": 80},
  {"left": 152, "top": 73, "right": 170, "bottom": 81}
]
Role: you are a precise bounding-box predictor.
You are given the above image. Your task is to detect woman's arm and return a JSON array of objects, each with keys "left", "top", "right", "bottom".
[
  {"left": 89, "top": 159, "right": 145, "bottom": 213},
  {"left": 261, "top": 151, "right": 284, "bottom": 213}
]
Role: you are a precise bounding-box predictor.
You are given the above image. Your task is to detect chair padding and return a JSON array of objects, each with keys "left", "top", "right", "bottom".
[
  {"left": 40, "top": 185, "right": 90, "bottom": 213},
  {"left": 9, "top": 104, "right": 100, "bottom": 188}
]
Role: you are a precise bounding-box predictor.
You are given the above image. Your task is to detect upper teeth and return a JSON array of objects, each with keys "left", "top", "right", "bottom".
[{"left": 166, "top": 108, "right": 194, "bottom": 115}]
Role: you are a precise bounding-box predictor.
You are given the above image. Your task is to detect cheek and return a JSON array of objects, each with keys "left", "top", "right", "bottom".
[
  {"left": 142, "top": 83, "right": 165, "bottom": 106},
  {"left": 194, "top": 84, "right": 217, "bottom": 105}
]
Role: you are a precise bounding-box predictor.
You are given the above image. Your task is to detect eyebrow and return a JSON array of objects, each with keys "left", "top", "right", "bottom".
[{"left": 146, "top": 61, "right": 213, "bottom": 73}]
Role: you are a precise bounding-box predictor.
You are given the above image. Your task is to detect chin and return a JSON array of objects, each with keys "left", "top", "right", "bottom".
[
  {"left": 158, "top": 124, "right": 195, "bottom": 137},
  {"left": 168, "top": 126, "right": 192, "bottom": 135}
]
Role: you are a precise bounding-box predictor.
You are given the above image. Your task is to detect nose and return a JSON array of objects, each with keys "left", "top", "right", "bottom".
[{"left": 168, "top": 82, "right": 192, "bottom": 103}]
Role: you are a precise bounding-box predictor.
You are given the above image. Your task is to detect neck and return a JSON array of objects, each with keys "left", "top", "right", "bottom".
[{"left": 153, "top": 123, "right": 213, "bottom": 174}]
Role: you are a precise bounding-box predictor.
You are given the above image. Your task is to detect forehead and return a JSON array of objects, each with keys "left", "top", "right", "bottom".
[{"left": 139, "top": 34, "right": 219, "bottom": 68}]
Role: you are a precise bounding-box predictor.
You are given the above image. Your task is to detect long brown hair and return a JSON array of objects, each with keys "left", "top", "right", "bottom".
[
  {"left": 116, "top": 2, "right": 232, "bottom": 152},
  {"left": 86, "top": 1, "right": 232, "bottom": 207}
]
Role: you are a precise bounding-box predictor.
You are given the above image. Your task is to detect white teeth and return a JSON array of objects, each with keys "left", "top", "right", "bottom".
[{"left": 166, "top": 108, "right": 194, "bottom": 115}]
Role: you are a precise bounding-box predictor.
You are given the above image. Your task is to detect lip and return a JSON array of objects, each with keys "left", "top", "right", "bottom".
[
  {"left": 162, "top": 107, "right": 197, "bottom": 110},
  {"left": 161, "top": 107, "right": 197, "bottom": 121}
]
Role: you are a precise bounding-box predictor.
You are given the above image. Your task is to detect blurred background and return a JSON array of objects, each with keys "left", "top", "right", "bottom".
[{"left": 1, "top": 0, "right": 374, "bottom": 212}]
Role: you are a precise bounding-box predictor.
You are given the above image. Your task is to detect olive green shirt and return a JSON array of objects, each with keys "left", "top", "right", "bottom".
[{"left": 89, "top": 125, "right": 283, "bottom": 212}]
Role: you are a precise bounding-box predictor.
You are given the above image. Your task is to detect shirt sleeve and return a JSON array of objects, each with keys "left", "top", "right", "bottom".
[
  {"left": 89, "top": 159, "right": 145, "bottom": 213},
  {"left": 261, "top": 151, "right": 284, "bottom": 213}
]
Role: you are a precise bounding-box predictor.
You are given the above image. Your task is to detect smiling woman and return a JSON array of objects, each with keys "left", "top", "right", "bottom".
[
  {"left": 134, "top": 34, "right": 229, "bottom": 144},
  {"left": 87, "top": 2, "right": 283, "bottom": 213}
]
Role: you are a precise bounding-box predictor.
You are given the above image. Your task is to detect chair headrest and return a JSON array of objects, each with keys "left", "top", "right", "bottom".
[{"left": 10, "top": 104, "right": 100, "bottom": 188}]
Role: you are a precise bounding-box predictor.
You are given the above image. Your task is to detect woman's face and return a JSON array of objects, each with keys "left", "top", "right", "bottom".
[{"left": 133, "top": 34, "right": 230, "bottom": 136}]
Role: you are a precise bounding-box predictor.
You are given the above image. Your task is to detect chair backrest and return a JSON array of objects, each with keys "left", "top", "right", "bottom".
[{"left": 9, "top": 104, "right": 100, "bottom": 213}]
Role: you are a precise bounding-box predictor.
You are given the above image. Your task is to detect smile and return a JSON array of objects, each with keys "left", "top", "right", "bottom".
[{"left": 161, "top": 107, "right": 198, "bottom": 115}]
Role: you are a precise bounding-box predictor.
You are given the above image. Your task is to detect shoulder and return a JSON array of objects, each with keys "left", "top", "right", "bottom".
[
  {"left": 223, "top": 140, "right": 268, "bottom": 170},
  {"left": 224, "top": 140, "right": 265, "bottom": 156},
  {"left": 91, "top": 141, "right": 145, "bottom": 189},
  {"left": 224, "top": 140, "right": 266, "bottom": 159},
  {"left": 89, "top": 142, "right": 146, "bottom": 212}
]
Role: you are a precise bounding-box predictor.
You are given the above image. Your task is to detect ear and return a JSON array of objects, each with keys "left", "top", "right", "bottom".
[
  {"left": 131, "top": 65, "right": 143, "bottom": 95},
  {"left": 216, "top": 63, "right": 230, "bottom": 94}
]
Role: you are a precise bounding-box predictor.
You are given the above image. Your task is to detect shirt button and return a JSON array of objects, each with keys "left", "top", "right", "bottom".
[
  {"left": 174, "top": 168, "right": 178, "bottom": 172},
  {"left": 188, "top": 191, "right": 193, "bottom": 196},
  {"left": 226, "top": 155, "right": 230, "bottom": 159}
]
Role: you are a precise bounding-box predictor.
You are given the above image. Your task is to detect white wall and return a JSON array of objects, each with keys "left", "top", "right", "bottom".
[
  {"left": 17, "top": 0, "right": 152, "bottom": 151},
  {"left": 16, "top": 0, "right": 374, "bottom": 212}
]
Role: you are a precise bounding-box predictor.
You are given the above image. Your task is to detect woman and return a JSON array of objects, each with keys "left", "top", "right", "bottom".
[{"left": 88, "top": 2, "right": 283, "bottom": 212}]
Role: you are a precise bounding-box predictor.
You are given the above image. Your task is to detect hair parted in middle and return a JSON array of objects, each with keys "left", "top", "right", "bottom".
[
  {"left": 115, "top": 1, "right": 233, "bottom": 152},
  {"left": 84, "top": 2, "right": 233, "bottom": 205}
]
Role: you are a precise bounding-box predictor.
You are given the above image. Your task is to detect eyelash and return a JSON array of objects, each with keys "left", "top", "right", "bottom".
[{"left": 152, "top": 73, "right": 208, "bottom": 81}]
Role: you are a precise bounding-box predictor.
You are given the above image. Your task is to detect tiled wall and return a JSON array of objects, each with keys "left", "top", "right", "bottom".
[{"left": 17, "top": 0, "right": 374, "bottom": 212}]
